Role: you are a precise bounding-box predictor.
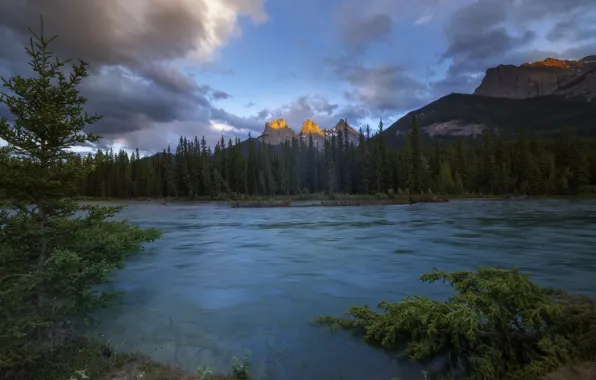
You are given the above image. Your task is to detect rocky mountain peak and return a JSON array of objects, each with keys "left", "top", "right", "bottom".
[
  {"left": 256, "top": 118, "right": 361, "bottom": 148},
  {"left": 334, "top": 119, "right": 357, "bottom": 135},
  {"left": 474, "top": 54, "right": 596, "bottom": 100},
  {"left": 260, "top": 119, "right": 296, "bottom": 145},
  {"left": 520, "top": 57, "right": 575, "bottom": 69},
  {"left": 300, "top": 119, "right": 324, "bottom": 136},
  {"left": 266, "top": 119, "right": 290, "bottom": 130}
]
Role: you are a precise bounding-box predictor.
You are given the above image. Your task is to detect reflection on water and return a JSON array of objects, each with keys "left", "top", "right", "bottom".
[{"left": 90, "top": 199, "right": 596, "bottom": 380}]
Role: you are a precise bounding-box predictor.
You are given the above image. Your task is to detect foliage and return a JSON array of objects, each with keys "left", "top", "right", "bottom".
[
  {"left": 315, "top": 267, "right": 596, "bottom": 380},
  {"left": 231, "top": 350, "right": 252, "bottom": 380},
  {"left": 0, "top": 19, "right": 160, "bottom": 377},
  {"left": 384, "top": 93, "right": 596, "bottom": 145},
  {"left": 17, "top": 336, "right": 249, "bottom": 380}
]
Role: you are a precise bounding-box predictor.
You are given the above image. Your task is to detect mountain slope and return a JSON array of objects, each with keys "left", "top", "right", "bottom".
[
  {"left": 256, "top": 118, "right": 359, "bottom": 147},
  {"left": 474, "top": 56, "right": 596, "bottom": 101},
  {"left": 300, "top": 119, "right": 324, "bottom": 136},
  {"left": 328, "top": 119, "right": 359, "bottom": 145},
  {"left": 383, "top": 93, "right": 596, "bottom": 145},
  {"left": 382, "top": 55, "right": 596, "bottom": 145},
  {"left": 259, "top": 119, "right": 296, "bottom": 145}
]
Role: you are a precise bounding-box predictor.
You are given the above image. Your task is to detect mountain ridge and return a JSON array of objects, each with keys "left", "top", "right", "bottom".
[
  {"left": 474, "top": 55, "right": 596, "bottom": 100},
  {"left": 383, "top": 55, "right": 596, "bottom": 144},
  {"left": 247, "top": 54, "right": 596, "bottom": 149},
  {"left": 258, "top": 118, "right": 359, "bottom": 147}
]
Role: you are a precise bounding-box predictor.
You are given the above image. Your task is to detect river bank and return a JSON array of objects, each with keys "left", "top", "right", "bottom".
[
  {"left": 29, "top": 338, "right": 596, "bottom": 380},
  {"left": 73, "top": 192, "right": 596, "bottom": 205},
  {"left": 27, "top": 317, "right": 596, "bottom": 380},
  {"left": 25, "top": 198, "right": 596, "bottom": 380},
  {"left": 21, "top": 337, "right": 243, "bottom": 380}
]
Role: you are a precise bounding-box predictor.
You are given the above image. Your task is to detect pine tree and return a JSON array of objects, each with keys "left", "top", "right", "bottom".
[
  {"left": 357, "top": 128, "right": 369, "bottom": 194},
  {"left": 161, "top": 146, "right": 176, "bottom": 201},
  {"left": 437, "top": 161, "right": 455, "bottom": 194},
  {"left": 409, "top": 116, "right": 422, "bottom": 192},
  {"left": 481, "top": 128, "right": 498, "bottom": 194},
  {"left": 247, "top": 134, "right": 257, "bottom": 195}
]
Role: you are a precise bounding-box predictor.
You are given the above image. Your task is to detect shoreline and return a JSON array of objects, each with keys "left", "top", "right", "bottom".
[
  {"left": 22, "top": 197, "right": 596, "bottom": 380},
  {"left": 74, "top": 192, "right": 596, "bottom": 205},
  {"left": 27, "top": 335, "right": 596, "bottom": 380},
  {"left": 21, "top": 336, "right": 238, "bottom": 380}
]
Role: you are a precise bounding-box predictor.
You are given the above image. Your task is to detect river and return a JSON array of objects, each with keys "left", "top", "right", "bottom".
[{"left": 90, "top": 198, "right": 596, "bottom": 380}]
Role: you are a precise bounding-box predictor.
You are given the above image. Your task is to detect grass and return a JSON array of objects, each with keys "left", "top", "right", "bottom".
[
  {"left": 25, "top": 337, "right": 595, "bottom": 380},
  {"left": 74, "top": 192, "right": 596, "bottom": 205},
  {"left": 74, "top": 192, "right": 468, "bottom": 203},
  {"left": 12, "top": 337, "right": 247, "bottom": 380},
  {"left": 542, "top": 362, "right": 596, "bottom": 380}
]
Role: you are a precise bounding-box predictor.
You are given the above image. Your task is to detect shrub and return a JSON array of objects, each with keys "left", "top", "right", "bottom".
[{"left": 316, "top": 267, "right": 596, "bottom": 380}]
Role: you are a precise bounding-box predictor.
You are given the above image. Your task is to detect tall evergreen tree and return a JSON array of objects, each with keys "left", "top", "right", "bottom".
[{"left": 0, "top": 22, "right": 159, "bottom": 374}]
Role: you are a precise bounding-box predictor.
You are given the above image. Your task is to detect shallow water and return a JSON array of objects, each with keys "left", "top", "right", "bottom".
[{"left": 91, "top": 198, "right": 596, "bottom": 380}]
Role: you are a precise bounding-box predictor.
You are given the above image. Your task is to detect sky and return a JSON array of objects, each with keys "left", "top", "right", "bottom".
[{"left": 0, "top": 0, "right": 595, "bottom": 155}]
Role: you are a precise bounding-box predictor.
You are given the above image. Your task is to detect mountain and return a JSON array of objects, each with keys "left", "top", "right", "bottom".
[
  {"left": 384, "top": 55, "right": 596, "bottom": 145},
  {"left": 327, "top": 119, "right": 359, "bottom": 145},
  {"left": 300, "top": 119, "right": 326, "bottom": 147},
  {"left": 300, "top": 119, "right": 324, "bottom": 136},
  {"left": 383, "top": 93, "right": 596, "bottom": 146},
  {"left": 474, "top": 56, "right": 596, "bottom": 101},
  {"left": 256, "top": 118, "right": 359, "bottom": 147},
  {"left": 259, "top": 119, "right": 296, "bottom": 145}
]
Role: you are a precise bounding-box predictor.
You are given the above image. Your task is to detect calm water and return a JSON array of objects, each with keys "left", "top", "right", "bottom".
[{"left": 91, "top": 199, "right": 596, "bottom": 380}]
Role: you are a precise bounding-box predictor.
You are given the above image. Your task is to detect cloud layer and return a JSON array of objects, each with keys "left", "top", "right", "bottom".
[
  {"left": 1, "top": 0, "right": 594, "bottom": 153},
  {"left": 332, "top": 0, "right": 596, "bottom": 116},
  {"left": 0, "top": 0, "right": 268, "bottom": 151}
]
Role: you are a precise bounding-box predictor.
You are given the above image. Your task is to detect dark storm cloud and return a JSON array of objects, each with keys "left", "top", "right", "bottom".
[
  {"left": 443, "top": 28, "right": 536, "bottom": 63},
  {"left": 515, "top": 0, "right": 596, "bottom": 19},
  {"left": 0, "top": 0, "right": 266, "bottom": 151},
  {"left": 137, "top": 64, "right": 200, "bottom": 95},
  {"left": 441, "top": 0, "right": 537, "bottom": 73},
  {"left": 254, "top": 95, "right": 364, "bottom": 131},
  {"left": 443, "top": 0, "right": 595, "bottom": 60},
  {"left": 0, "top": 0, "right": 206, "bottom": 68},
  {"left": 212, "top": 91, "right": 231, "bottom": 100},
  {"left": 338, "top": 14, "right": 393, "bottom": 52},
  {"left": 327, "top": 58, "right": 431, "bottom": 115},
  {"left": 561, "top": 44, "right": 596, "bottom": 61},
  {"left": 437, "top": 0, "right": 596, "bottom": 96},
  {"left": 547, "top": 17, "right": 596, "bottom": 45},
  {"left": 70, "top": 66, "right": 202, "bottom": 144},
  {"left": 0, "top": 0, "right": 267, "bottom": 65},
  {"left": 334, "top": 0, "right": 447, "bottom": 52},
  {"left": 210, "top": 108, "right": 263, "bottom": 134},
  {"left": 323, "top": 0, "right": 595, "bottom": 123}
]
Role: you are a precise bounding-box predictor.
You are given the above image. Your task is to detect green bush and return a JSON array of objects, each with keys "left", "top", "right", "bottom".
[{"left": 316, "top": 267, "right": 596, "bottom": 380}]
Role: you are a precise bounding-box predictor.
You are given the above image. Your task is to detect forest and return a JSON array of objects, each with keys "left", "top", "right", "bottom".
[{"left": 80, "top": 120, "right": 596, "bottom": 200}]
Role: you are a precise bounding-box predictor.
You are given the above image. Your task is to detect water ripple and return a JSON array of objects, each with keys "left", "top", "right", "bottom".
[{"left": 91, "top": 198, "right": 596, "bottom": 380}]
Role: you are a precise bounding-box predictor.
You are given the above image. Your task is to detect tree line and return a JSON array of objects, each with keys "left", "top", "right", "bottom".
[{"left": 80, "top": 120, "right": 596, "bottom": 199}]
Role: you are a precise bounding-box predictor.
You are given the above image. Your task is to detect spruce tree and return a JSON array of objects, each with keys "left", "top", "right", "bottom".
[
  {"left": 481, "top": 128, "right": 498, "bottom": 194},
  {"left": 0, "top": 20, "right": 160, "bottom": 374},
  {"left": 410, "top": 116, "right": 422, "bottom": 192}
]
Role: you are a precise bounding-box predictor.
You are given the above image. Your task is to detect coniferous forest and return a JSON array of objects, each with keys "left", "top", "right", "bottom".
[{"left": 80, "top": 120, "right": 596, "bottom": 200}]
